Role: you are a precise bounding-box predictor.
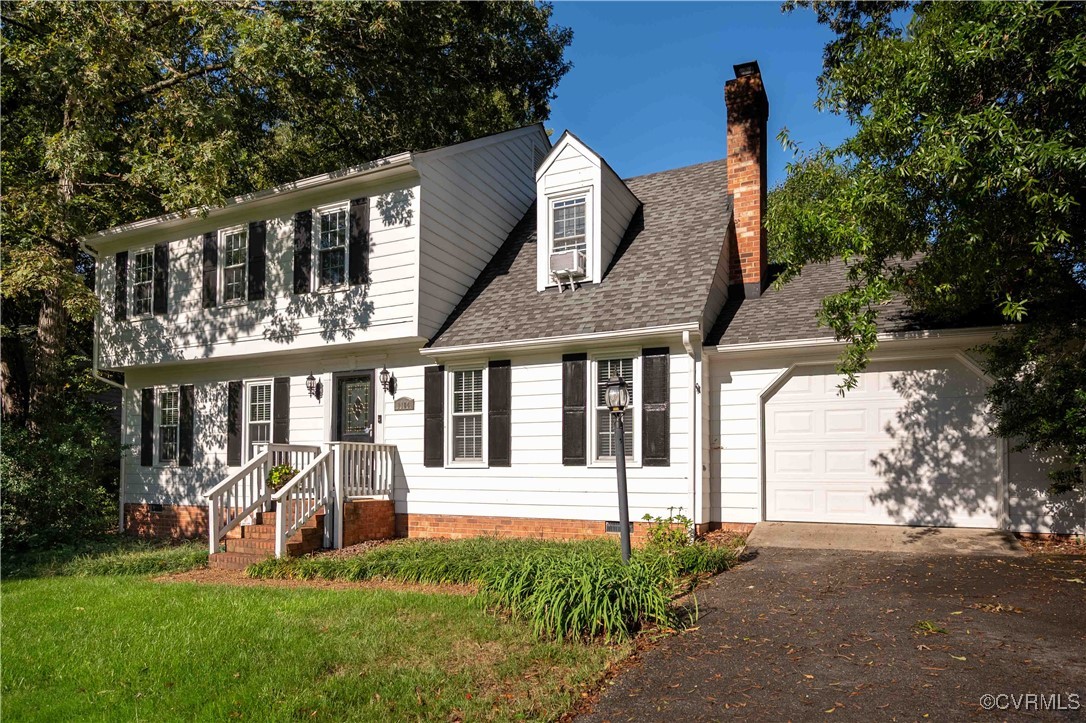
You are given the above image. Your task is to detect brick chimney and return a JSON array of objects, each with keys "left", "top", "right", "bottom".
[{"left": 725, "top": 61, "right": 769, "bottom": 297}]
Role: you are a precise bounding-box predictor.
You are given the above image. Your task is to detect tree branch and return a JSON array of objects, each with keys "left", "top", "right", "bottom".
[{"left": 120, "top": 62, "right": 228, "bottom": 105}]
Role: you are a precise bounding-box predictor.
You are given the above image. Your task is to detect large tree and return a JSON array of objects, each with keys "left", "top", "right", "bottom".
[
  {"left": 0, "top": 0, "right": 572, "bottom": 428},
  {"left": 769, "top": 1, "right": 1085, "bottom": 491}
]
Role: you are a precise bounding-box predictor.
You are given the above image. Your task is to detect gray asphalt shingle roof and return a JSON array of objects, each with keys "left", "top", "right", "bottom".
[
  {"left": 429, "top": 159, "right": 731, "bottom": 348},
  {"left": 706, "top": 258, "right": 976, "bottom": 347}
]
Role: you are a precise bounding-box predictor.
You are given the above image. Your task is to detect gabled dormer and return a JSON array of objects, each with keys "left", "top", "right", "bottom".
[{"left": 535, "top": 132, "right": 640, "bottom": 291}]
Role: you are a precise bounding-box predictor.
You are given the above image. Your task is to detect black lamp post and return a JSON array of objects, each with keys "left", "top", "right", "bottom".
[{"left": 606, "top": 374, "right": 632, "bottom": 563}]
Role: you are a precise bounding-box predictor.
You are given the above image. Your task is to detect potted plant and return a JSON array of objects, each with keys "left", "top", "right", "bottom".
[{"left": 266, "top": 464, "right": 299, "bottom": 511}]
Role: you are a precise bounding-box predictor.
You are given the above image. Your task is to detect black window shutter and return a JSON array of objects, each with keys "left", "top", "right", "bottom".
[
  {"left": 293, "top": 210, "right": 312, "bottom": 294},
  {"left": 114, "top": 251, "right": 128, "bottom": 321},
  {"left": 642, "top": 347, "right": 671, "bottom": 467},
  {"left": 202, "top": 232, "right": 218, "bottom": 308},
  {"left": 562, "top": 353, "right": 587, "bottom": 466},
  {"left": 348, "top": 197, "right": 370, "bottom": 286},
  {"left": 424, "top": 365, "right": 444, "bottom": 467},
  {"left": 227, "top": 381, "right": 242, "bottom": 466},
  {"left": 488, "top": 360, "right": 512, "bottom": 467},
  {"left": 179, "top": 384, "right": 195, "bottom": 467},
  {"left": 272, "top": 376, "right": 290, "bottom": 444},
  {"left": 247, "top": 220, "right": 266, "bottom": 301},
  {"left": 152, "top": 241, "right": 169, "bottom": 315},
  {"left": 140, "top": 387, "right": 154, "bottom": 466}
]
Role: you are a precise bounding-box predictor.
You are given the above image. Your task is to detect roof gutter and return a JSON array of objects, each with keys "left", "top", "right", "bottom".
[
  {"left": 81, "top": 152, "right": 415, "bottom": 251},
  {"left": 707, "top": 326, "right": 1007, "bottom": 355},
  {"left": 421, "top": 323, "right": 701, "bottom": 361}
]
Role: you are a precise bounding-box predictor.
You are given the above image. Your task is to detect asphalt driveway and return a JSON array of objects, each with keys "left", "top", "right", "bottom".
[{"left": 581, "top": 547, "right": 1086, "bottom": 721}]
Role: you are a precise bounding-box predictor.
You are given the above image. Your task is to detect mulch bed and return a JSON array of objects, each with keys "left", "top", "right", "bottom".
[{"left": 1017, "top": 534, "right": 1086, "bottom": 557}]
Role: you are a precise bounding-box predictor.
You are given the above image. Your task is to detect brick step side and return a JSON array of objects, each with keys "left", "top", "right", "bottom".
[
  {"left": 209, "top": 551, "right": 268, "bottom": 571},
  {"left": 212, "top": 508, "right": 327, "bottom": 570}
]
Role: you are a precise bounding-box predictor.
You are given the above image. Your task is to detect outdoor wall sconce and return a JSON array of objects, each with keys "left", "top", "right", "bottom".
[
  {"left": 379, "top": 366, "right": 398, "bottom": 397},
  {"left": 606, "top": 374, "right": 632, "bottom": 563},
  {"left": 305, "top": 373, "right": 323, "bottom": 401}
]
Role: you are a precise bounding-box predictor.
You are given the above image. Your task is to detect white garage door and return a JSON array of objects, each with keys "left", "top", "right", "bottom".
[{"left": 764, "top": 358, "right": 1002, "bottom": 528}]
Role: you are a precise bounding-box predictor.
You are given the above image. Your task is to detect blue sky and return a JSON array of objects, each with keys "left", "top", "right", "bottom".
[{"left": 545, "top": 2, "right": 854, "bottom": 188}]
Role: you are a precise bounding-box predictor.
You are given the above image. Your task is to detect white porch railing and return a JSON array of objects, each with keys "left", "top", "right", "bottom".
[
  {"left": 207, "top": 441, "right": 397, "bottom": 558},
  {"left": 272, "top": 449, "right": 334, "bottom": 558},
  {"left": 205, "top": 443, "right": 320, "bottom": 555},
  {"left": 332, "top": 442, "right": 397, "bottom": 498}
]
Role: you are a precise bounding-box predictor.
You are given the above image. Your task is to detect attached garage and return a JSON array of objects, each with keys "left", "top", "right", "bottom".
[{"left": 762, "top": 357, "right": 1003, "bottom": 528}]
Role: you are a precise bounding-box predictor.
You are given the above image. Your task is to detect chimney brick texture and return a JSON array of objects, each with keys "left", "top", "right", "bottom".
[{"left": 725, "top": 63, "right": 769, "bottom": 296}]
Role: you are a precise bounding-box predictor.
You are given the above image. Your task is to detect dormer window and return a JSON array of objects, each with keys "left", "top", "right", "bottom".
[
  {"left": 548, "top": 193, "right": 590, "bottom": 284},
  {"left": 553, "top": 197, "right": 586, "bottom": 253}
]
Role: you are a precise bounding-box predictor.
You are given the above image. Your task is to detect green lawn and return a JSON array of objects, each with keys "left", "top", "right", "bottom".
[{"left": 2, "top": 575, "right": 628, "bottom": 721}]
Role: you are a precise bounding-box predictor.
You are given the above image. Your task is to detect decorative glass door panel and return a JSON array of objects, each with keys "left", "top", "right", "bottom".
[{"left": 336, "top": 373, "right": 374, "bottom": 443}]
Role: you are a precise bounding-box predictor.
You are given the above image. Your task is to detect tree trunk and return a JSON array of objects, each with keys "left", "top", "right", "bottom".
[
  {"left": 27, "top": 286, "right": 68, "bottom": 434},
  {"left": 1, "top": 335, "right": 29, "bottom": 424}
]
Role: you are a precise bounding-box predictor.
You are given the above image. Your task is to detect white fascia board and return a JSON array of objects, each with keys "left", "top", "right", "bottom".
[
  {"left": 421, "top": 324, "right": 701, "bottom": 361},
  {"left": 706, "top": 326, "right": 1007, "bottom": 357},
  {"left": 534, "top": 131, "right": 602, "bottom": 182},
  {"left": 81, "top": 152, "right": 415, "bottom": 251}
]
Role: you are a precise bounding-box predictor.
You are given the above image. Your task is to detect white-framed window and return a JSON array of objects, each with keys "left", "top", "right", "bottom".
[
  {"left": 552, "top": 196, "right": 587, "bottom": 253},
  {"left": 220, "top": 225, "right": 248, "bottom": 303},
  {"left": 449, "top": 367, "right": 485, "bottom": 464},
  {"left": 131, "top": 248, "right": 155, "bottom": 316},
  {"left": 315, "top": 203, "right": 349, "bottom": 288},
  {"left": 592, "top": 354, "right": 638, "bottom": 463},
  {"left": 158, "top": 387, "right": 180, "bottom": 464},
  {"left": 246, "top": 380, "right": 272, "bottom": 457}
]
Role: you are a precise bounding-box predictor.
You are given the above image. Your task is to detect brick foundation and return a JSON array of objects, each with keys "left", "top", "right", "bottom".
[
  {"left": 342, "top": 499, "right": 396, "bottom": 546},
  {"left": 395, "top": 513, "right": 686, "bottom": 545},
  {"left": 124, "top": 503, "right": 208, "bottom": 540}
]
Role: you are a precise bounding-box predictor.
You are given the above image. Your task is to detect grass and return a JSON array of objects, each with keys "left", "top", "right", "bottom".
[
  {"left": 248, "top": 536, "right": 740, "bottom": 641},
  {"left": 1, "top": 575, "right": 628, "bottom": 721},
  {"left": 2, "top": 537, "right": 208, "bottom": 579}
]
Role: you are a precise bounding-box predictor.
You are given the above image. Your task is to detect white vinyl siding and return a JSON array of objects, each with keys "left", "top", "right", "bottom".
[
  {"left": 317, "top": 205, "right": 348, "bottom": 288},
  {"left": 552, "top": 196, "right": 586, "bottom": 253},
  {"left": 594, "top": 356, "right": 635, "bottom": 461},
  {"left": 451, "top": 368, "right": 484, "bottom": 462},
  {"left": 131, "top": 249, "right": 154, "bottom": 316},
  {"left": 221, "top": 226, "right": 248, "bottom": 303},
  {"left": 157, "top": 388, "right": 179, "bottom": 464}
]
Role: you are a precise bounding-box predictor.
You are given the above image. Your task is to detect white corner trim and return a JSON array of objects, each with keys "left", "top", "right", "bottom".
[{"left": 421, "top": 323, "right": 700, "bottom": 361}]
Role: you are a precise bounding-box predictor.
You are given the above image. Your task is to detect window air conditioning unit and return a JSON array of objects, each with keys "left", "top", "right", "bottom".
[{"left": 549, "top": 249, "right": 586, "bottom": 279}]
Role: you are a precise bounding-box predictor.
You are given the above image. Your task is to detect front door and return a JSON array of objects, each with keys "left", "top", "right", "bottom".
[{"left": 335, "top": 372, "right": 375, "bottom": 442}]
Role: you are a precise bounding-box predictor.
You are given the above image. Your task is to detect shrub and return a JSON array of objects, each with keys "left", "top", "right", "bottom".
[
  {"left": 4, "top": 538, "right": 208, "bottom": 579},
  {"left": 1, "top": 395, "right": 120, "bottom": 554},
  {"left": 247, "top": 536, "right": 737, "bottom": 642}
]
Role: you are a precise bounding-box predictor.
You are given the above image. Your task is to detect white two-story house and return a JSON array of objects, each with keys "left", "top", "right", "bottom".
[{"left": 84, "top": 61, "right": 1076, "bottom": 568}]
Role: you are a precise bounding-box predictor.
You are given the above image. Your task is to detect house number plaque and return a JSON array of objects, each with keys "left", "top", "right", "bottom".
[{"left": 393, "top": 397, "right": 415, "bottom": 411}]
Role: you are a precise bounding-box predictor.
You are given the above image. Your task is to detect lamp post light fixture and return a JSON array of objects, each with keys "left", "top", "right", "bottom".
[{"left": 606, "top": 374, "right": 632, "bottom": 563}]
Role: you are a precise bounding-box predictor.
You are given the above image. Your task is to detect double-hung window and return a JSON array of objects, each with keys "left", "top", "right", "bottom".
[
  {"left": 552, "top": 196, "right": 587, "bottom": 253},
  {"left": 451, "top": 368, "right": 484, "bottom": 463},
  {"left": 132, "top": 249, "right": 154, "bottom": 316},
  {"left": 221, "top": 226, "right": 248, "bottom": 303},
  {"left": 158, "top": 388, "right": 180, "bottom": 464},
  {"left": 594, "top": 356, "right": 635, "bottom": 462},
  {"left": 246, "top": 381, "right": 272, "bottom": 457},
  {"left": 317, "top": 205, "right": 348, "bottom": 288}
]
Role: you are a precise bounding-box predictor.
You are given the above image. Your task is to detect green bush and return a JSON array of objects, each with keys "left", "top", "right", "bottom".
[
  {"left": 1, "top": 397, "right": 120, "bottom": 554},
  {"left": 248, "top": 536, "right": 739, "bottom": 641}
]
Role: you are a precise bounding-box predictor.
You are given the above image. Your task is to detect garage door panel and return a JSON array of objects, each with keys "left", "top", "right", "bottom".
[{"left": 765, "top": 358, "right": 1001, "bottom": 528}]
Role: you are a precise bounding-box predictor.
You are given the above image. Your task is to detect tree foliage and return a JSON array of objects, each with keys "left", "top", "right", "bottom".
[
  {"left": 768, "top": 1, "right": 1086, "bottom": 490},
  {"left": 1, "top": 0, "right": 572, "bottom": 426}
]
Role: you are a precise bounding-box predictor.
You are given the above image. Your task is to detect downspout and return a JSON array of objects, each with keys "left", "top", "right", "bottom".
[
  {"left": 81, "top": 241, "right": 128, "bottom": 532},
  {"left": 682, "top": 330, "right": 699, "bottom": 537}
]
